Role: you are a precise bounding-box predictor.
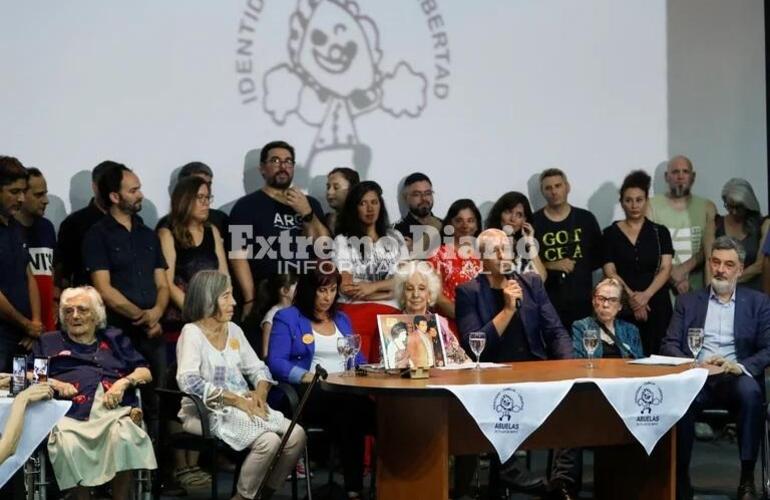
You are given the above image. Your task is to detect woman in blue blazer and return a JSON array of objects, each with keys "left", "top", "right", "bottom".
[
  {"left": 267, "top": 263, "right": 372, "bottom": 500},
  {"left": 571, "top": 278, "right": 643, "bottom": 359}
]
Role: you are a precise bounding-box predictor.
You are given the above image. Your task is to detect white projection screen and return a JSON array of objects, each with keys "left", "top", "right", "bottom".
[{"left": 0, "top": 0, "right": 765, "bottom": 232}]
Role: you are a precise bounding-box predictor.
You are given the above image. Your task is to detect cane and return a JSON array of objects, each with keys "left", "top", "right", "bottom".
[{"left": 254, "top": 364, "right": 328, "bottom": 499}]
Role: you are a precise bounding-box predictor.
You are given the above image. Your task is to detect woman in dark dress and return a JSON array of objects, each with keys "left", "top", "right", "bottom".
[
  {"left": 157, "top": 175, "right": 228, "bottom": 491},
  {"left": 602, "top": 170, "right": 673, "bottom": 355}
]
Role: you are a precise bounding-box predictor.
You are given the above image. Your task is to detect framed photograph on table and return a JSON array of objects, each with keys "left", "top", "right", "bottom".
[{"left": 377, "top": 313, "right": 447, "bottom": 369}]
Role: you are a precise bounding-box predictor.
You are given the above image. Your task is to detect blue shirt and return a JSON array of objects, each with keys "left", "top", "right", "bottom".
[
  {"left": 83, "top": 214, "right": 167, "bottom": 313},
  {"left": 0, "top": 218, "right": 31, "bottom": 341},
  {"left": 700, "top": 287, "right": 738, "bottom": 366}
]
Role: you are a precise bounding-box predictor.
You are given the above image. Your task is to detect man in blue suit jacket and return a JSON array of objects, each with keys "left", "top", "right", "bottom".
[
  {"left": 456, "top": 229, "right": 574, "bottom": 499},
  {"left": 661, "top": 236, "right": 770, "bottom": 500}
]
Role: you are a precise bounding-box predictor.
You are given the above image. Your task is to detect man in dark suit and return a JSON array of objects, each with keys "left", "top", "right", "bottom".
[
  {"left": 661, "top": 235, "right": 770, "bottom": 500},
  {"left": 456, "top": 228, "right": 575, "bottom": 499}
]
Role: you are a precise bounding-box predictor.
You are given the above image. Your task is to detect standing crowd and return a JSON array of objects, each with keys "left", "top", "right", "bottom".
[{"left": 0, "top": 141, "right": 768, "bottom": 500}]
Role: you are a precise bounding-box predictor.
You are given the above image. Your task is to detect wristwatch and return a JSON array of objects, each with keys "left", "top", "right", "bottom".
[{"left": 299, "top": 211, "right": 314, "bottom": 223}]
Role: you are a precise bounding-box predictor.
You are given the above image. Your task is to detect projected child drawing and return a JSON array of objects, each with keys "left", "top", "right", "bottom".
[{"left": 263, "top": 0, "right": 428, "bottom": 177}]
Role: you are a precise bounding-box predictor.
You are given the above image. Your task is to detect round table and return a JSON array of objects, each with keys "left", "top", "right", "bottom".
[{"left": 322, "top": 358, "right": 689, "bottom": 500}]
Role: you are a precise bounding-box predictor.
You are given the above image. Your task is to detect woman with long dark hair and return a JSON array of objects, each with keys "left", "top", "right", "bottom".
[
  {"left": 267, "top": 263, "right": 372, "bottom": 500},
  {"left": 157, "top": 176, "right": 227, "bottom": 490},
  {"left": 485, "top": 191, "right": 546, "bottom": 279},
  {"left": 602, "top": 170, "right": 673, "bottom": 355},
  {"left": 333, "top": 181, "right": 408, "bottom": 362},
  {"left": 427, "top": 199, "right": 483, "bottom": 322}
]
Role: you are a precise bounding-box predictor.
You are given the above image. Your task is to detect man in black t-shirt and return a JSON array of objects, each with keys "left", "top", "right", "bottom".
[
  {"left": 532, "top": 168, "right": 602, "bottom": 331},
  {"left": 53, "top": 161, "right": 111, "bottom": 290},
  {"left": 228, "top": 140, "right": 328, "bottom": 321}
]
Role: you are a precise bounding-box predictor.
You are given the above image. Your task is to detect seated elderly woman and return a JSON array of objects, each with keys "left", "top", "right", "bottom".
[
  {"left": 572, "top": 278, "right": 643, "bottom": 359},
  {"left": 176, "top": 270, "right": 305, "bottom": 500},
  {"left": 267, "top": 263, "right": 373, "bottom": 500},
  {"left": 33, "top": 286, "right": 156, "bottom": 500},
  {"left": 393, "top": 260, "right": 469, "bottom": 366}
]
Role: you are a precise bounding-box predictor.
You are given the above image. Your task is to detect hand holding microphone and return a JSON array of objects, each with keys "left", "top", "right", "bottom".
[{"left": 502, "top": 269, "right": 523, "bottom": 311}]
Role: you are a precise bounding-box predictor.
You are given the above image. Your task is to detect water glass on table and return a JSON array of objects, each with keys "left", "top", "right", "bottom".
[
  {"left": 687, "top": 328, "right": 704, "bottom": 367},
  {"left": 469, "top": 332, "right": 486, "bottom": 370},
  {"left": 583, "top": 329, "right": 599, "bottom": 369}
]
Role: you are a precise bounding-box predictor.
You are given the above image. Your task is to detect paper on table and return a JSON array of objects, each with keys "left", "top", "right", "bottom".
[
  {"left": 628, "top": 355, "right": 694, "bottom": 366},
  {"left": 436, "top": 361, "right": 508, "bottom": 370}
]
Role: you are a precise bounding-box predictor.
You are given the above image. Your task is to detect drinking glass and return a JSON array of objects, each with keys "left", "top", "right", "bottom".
[
  {"left": 336, "top": 336, "right": 353, "bottom": 376},
  {"left": 687, "top": 328, "right": 705, "bottom": 367},
  {"left": 469, "top": 332, "right": 486, "bottom": 370},
  {"left": 583, "top": 329, "right": 599, "bottom": 369},
  {"left": 347, "top": 334, "right": 361, "bottom": 375}
]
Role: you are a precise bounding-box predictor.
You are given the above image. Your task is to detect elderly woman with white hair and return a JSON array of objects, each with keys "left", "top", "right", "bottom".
[
  {"left": 393, "top": 260, "right": 469, "bottom": 365},
  {"left": 176, "top": 270, "right": 305, "bottom": 500},
  {"left": 571, "top": 278, "right": 643, "bottom": 359},
  {"left": 33, "top": 286, "right": 156, "bottom": 500},
  {"left": 706, "top": 178, "right": 769, "bottom": 289}
]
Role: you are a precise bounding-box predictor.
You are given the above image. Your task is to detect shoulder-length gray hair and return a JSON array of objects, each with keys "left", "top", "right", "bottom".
[
  {"left": 183, "top": 270, "right": 232, "bottom": 322},
  {"left": 59, "top": 286, "right": 107, "bottom": 330},
  {"left": 393, "top": 260, "right": 442, "bottom": 309}
]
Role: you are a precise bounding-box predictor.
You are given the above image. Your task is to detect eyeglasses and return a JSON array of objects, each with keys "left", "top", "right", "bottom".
[
  {"left": 723, "top": 201, "right": 742, "bottom": 211},
  {"left": 267, "top": 157, "right": 296, "bottom": 168},
  {"left": 408, "top": 190, "right": 434, "bottom": 199},
  {"left": 62, "top": 306, "right": 92, "bottom": 316},
  {"left": 594, "top": 295, "right": 620, "bottom": 305},
  {"left": 196, "top": 194, "right": 214, "bottom": 204}
]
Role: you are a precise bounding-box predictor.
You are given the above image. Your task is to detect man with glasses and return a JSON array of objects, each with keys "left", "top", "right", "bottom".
[
  {"left": 662, "top": 236, "right": 770, "bottom": 500},
  {"left": 649, "top": 155, "right": 716, "bottom": 295},
  {"left": 229, "top": 140, "right": 328, "bottom": 322},
  {"left": 394, "top": 172, "right": 442, "bottom": 255}
]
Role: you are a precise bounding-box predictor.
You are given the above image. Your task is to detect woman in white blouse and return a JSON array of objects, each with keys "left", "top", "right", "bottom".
[
  {"left": 333, "top": 181, "right": 408, "bottom": 362},
  {"left": 176, "top": 271, "right": 305, "bottom": 500}
]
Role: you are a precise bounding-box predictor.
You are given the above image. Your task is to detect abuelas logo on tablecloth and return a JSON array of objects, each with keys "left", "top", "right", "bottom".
[
  {"left": 235, "top": 0, "right": 450, "bottom": 177},
  {"left": 634, "top": 382, "right": 663, "bottom": 425},
  {"left": 493, "top": 388, "right": 523, "bottom": 433}
]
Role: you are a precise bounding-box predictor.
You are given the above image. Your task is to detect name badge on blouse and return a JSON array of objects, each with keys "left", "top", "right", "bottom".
[
  {"left": 229, "top": 338, "right": 240, "bottom": 351},
  {"left": 302, "top": 334, "right": 314, "bottom": 345}
]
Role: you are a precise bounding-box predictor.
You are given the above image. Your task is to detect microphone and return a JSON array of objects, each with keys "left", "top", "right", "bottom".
[{"left": 503, "top": 267, "right": 522, "bottom": 309}]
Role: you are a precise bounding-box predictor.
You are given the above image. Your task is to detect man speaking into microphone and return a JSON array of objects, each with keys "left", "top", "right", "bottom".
[{"left": 455, "top": 228, "right": 578, "bottom": 499}]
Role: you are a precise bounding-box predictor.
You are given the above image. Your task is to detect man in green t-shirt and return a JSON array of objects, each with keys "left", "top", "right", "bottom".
[{"left": 648, "top": 155, "right": 716, "bottom": 294}]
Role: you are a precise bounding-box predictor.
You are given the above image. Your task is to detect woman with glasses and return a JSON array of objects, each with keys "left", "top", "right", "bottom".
[
  {"left": 602, "top": 170, "right": 673, "bottom": 355},
  {"left": 157, "top": 175, "right": 228, "bottom": 491},
  {"left": 705, "top": 178, "right": 769, "bottom": 289},
  {"left": 572, "top": 278, "right": 643, "bottom": 359}
]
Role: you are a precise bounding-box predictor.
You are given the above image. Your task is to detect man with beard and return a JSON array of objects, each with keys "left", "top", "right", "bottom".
[
  {"left": 229, "top": 140, "right": 327, "bottom": 323},
  {"left": 661, "top": 236, "right": 770, "bottom": 500},
  {"left": 83, "top": 162, "right": 169, "bottom": 439},
  {"left": 649, "top": 155, "right": 716, "bottom": 295},
  {"left": 0, "top": 157, "right": 42, "bottom": 371},
  {"left": 394, "top": 172, "right": 442, "bottom": 255},
  {"left": 14, "top": 168, "right": 56, "bottom": 331}
]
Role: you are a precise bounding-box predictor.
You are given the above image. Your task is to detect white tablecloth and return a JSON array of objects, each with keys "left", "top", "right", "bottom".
[
  {"left": 430, "top": 368, "right": 707, "bottom": 461},
  {"left": 0, "top": 397, "right": 71, "bottom": 488}
]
